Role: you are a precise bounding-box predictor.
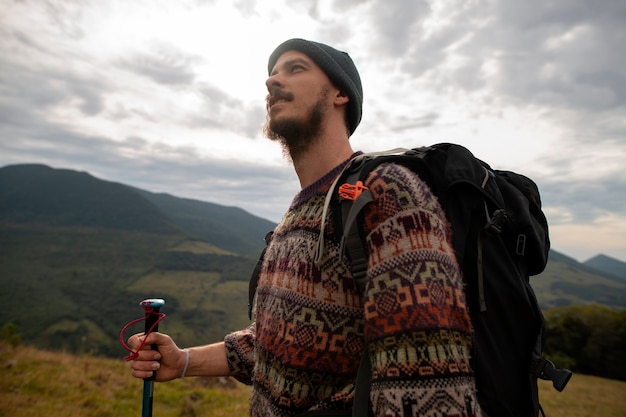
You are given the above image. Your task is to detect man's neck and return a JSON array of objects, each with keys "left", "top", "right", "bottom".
[{"left": 291, "top": 133, "right": 355, "bottom": 189}]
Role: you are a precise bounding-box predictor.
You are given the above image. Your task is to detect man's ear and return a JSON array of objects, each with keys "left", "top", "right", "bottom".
[{"left": 335, "top": 90, "right": 350, "bottom": 106}]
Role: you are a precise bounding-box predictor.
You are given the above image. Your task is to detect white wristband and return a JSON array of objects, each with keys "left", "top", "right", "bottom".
[{"left": 179, "top": 348, "right": 190, "bottom": 379}]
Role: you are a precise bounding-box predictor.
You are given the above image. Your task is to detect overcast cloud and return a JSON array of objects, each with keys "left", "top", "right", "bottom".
[{"left": 0, "top": 0, "right": 624, "bottom": 262}]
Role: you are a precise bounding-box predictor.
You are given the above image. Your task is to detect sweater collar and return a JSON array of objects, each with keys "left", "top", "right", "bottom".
[{"left": 291, "top": 151, "right": 363, "bottom": 208}]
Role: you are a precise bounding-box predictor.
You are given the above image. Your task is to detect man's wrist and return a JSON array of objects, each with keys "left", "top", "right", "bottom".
[{"left": 179, "top": 348, "right": 190, "bottom": 378}]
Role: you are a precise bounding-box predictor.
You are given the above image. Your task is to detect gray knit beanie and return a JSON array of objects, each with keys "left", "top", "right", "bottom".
[{"left": 267, "top": 38, "right": 363, "bottom": 136}]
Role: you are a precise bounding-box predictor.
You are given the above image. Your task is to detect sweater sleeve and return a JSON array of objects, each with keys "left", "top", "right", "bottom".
[
  {"left": 361, "top": 163, "right": 482, "bottom": 417},
  {"left": 224, "top": 322, "right": 256, "bottom": 385}
]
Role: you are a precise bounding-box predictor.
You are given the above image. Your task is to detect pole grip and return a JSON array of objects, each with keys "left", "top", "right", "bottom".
[
  {"left": 140, "top": 298, "right": 164, "bottom": 417},
  {"left": 141, "top": 298, "right": 164, "bottom": 381}
]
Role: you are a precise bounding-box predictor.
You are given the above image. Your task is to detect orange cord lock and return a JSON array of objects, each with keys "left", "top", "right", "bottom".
[{"left": 338, "top": 181, "right": 368, "bottom": 201}]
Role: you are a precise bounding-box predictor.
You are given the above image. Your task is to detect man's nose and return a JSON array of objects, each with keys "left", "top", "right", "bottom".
[{"left": 265, "top": 73, "right": 284, "bottom": 91}]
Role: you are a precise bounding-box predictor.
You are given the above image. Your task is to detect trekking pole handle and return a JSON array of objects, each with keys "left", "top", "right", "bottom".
[
  {"left": 140, "top": 298, "right": 164, "bottom": 417},
  {"left": 142, "top": 298, "right": 164, "bottom": 376}
]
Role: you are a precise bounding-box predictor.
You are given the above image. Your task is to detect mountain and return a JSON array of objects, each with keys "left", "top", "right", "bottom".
[
  {"left": 0, "top": 164, "right": 181, "bottom": 234},
  {"left": 583, "top": 255, "right": 626, "bottom": 282},
  {"left": 1, "top": 163, "right": 624, "bottom": 358},
  {"left": 532, "top": 250, "right": 626, "bottom": 310},
  {"left": 136, "top": 189, "right": 273, "bottom": 256},
  {"left": 0, "top": 164, "right": 275, "bottom": 256}
]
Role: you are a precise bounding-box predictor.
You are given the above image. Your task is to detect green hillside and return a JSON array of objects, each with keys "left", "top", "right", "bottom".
[
  {"left": 0, "top": 164, "right": 271, "bottom": 357},
  {"left": 138, "top": 189, "right": 275, "bottom": 256},
  {"left": 0, "top": 223, "right": 257, "bottom": 357},
  {"left": 533, "top": 251, "right": 626, "bottom": 310},
  {"left": 0, "top": 164, "right": 181, "bottom": 234}
]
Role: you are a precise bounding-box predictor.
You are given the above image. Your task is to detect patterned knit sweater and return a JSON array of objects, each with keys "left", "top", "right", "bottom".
[{"left": 225, "top": 155, "right": 482, "bottom": 417}]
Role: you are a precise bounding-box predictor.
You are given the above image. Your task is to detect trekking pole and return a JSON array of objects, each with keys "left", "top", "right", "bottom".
[
  {"left": 140, "top": 298, "right": 165, "bottom": 417},
  {"left": 119, "top": 298, "right": 167, "bottom": 417}
]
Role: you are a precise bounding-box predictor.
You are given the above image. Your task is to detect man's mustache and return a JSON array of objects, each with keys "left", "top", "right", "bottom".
[{"left": 266, "top": 89, "right": 295, "bottom": 108}]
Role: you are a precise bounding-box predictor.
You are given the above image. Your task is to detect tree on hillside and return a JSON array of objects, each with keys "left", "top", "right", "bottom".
[
  {"left": 1, "top": 322, "right": 22, "bottom": 348},
  {"left": 544, "top": 305, "right": 626, "bottom": 380}
]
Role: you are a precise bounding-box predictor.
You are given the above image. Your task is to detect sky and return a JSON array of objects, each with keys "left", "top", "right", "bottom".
[{"left": 1, "top": 0, "right": 624, "bottom": 263}]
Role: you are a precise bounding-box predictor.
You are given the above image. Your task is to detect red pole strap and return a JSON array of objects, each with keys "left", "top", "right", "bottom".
[{"left": 119, "top": 304, "right": 166, "bottom": 361}]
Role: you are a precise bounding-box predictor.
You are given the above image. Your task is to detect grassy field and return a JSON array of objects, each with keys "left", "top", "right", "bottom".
[{"left": 1, "top": 344, "right": 624, "bottom": 417}]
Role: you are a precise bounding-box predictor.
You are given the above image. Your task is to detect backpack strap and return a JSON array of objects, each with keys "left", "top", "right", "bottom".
[
  {"left": 338, "top": 172, "right": 373, "bottom": 293},
  {"left": 352, "top": 348, "right": 373, "bottom": 417},
  {"left": 530, "top": 313, "right": 573, "bottom": 392},
  {"left": 315, "top": 149, "right": 410, "bottom": 266}
]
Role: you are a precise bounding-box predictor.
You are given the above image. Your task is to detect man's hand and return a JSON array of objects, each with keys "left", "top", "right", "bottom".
[{"left": 127, "top": 332, "right": 186, "bottom": 382}]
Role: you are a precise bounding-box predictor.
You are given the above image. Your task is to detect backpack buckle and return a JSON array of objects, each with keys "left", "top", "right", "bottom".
[
  {"left": 532, "top": 357, "right": 573, "bottom": 392},
  {"left": 485, "top": 209, "right": 507, "bottom": 236},
  {"left": 338, "top": 181, "right": 369, "bottom": 202}
]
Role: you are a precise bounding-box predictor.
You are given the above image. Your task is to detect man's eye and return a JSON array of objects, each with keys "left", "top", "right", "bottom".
[{"left": 291, "top": 65, "right": 304, "bottom": 73}]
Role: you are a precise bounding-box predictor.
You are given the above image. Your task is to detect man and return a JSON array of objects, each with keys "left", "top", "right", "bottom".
[{"left": 128, "top": 38, "right": 482, "bottom": 417}]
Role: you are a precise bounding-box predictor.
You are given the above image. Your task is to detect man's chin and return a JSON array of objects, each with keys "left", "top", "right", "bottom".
[{"left": 266, "top": 118, "right": 302, "bottom": 141}]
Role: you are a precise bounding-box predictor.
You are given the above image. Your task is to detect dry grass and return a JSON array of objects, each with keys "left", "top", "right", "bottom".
[
  {"left": 0, "top": 344, "right": 250, "bottom": 417},
  {"left": 2, "top": 343, "right": 624, "bottom": 416},
  {"left": 539, "top": 374, "right": 626, "bottom": 417}
]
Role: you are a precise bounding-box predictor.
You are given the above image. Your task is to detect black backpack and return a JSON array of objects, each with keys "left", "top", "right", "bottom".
[
  {"left": 331, "top": 143, "right": 572, "bottom": 417},
  {"left": 248, "top": 143, "right": 572, "bottom": 417}
]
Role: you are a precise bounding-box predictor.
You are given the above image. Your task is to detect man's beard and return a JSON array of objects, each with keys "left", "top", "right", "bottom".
[{"left": 264, "top": 87, "right": 329, "bottom": 161}]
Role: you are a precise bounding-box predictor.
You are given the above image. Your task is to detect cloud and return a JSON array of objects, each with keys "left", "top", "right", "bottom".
[
  {"left": 119, "top": 42, "right": 201, "bottom": 86},
  {"left": 367, "top": 0, "right": 431, "bottom": 58},
  {"left": 41, "top": 0, "right": 87, "bottom": 40},
  {"left": 356, "top": 0, "right": 626, "bottom": 125},
  {"left": 0, "top": 0, "right": 624, "bottom": 261},
  {"left": 541, "top": 178, "right": 626, "bottom": 225},
  {"left": 464, "top": 0, "right": 625, "bottom": 118},
  {"left": 0, "top": 17, "right": 110, "bottom": 123},
  {"left": 2, "top": 62, "right": 105, "bottom": 117},
  {"left": 190, "top": 83, "right": 266, "bottom": 138},
  {"left": 390, "top": 112, "right": 441, "bottom": 132}
]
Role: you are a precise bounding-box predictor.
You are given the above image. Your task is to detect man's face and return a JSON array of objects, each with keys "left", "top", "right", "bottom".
[{"left": 264, "top": 51, "right": 335, "bottom": 158}]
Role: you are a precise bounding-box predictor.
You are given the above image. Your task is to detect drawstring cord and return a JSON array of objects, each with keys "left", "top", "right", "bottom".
[{"left": 119, "top": 302, "right": 166, "bottom": 361}]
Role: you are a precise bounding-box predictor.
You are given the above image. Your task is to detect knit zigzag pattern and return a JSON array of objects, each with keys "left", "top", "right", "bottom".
[{"left": 225, "top": 157, "right": 481, "bottom": 417}]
